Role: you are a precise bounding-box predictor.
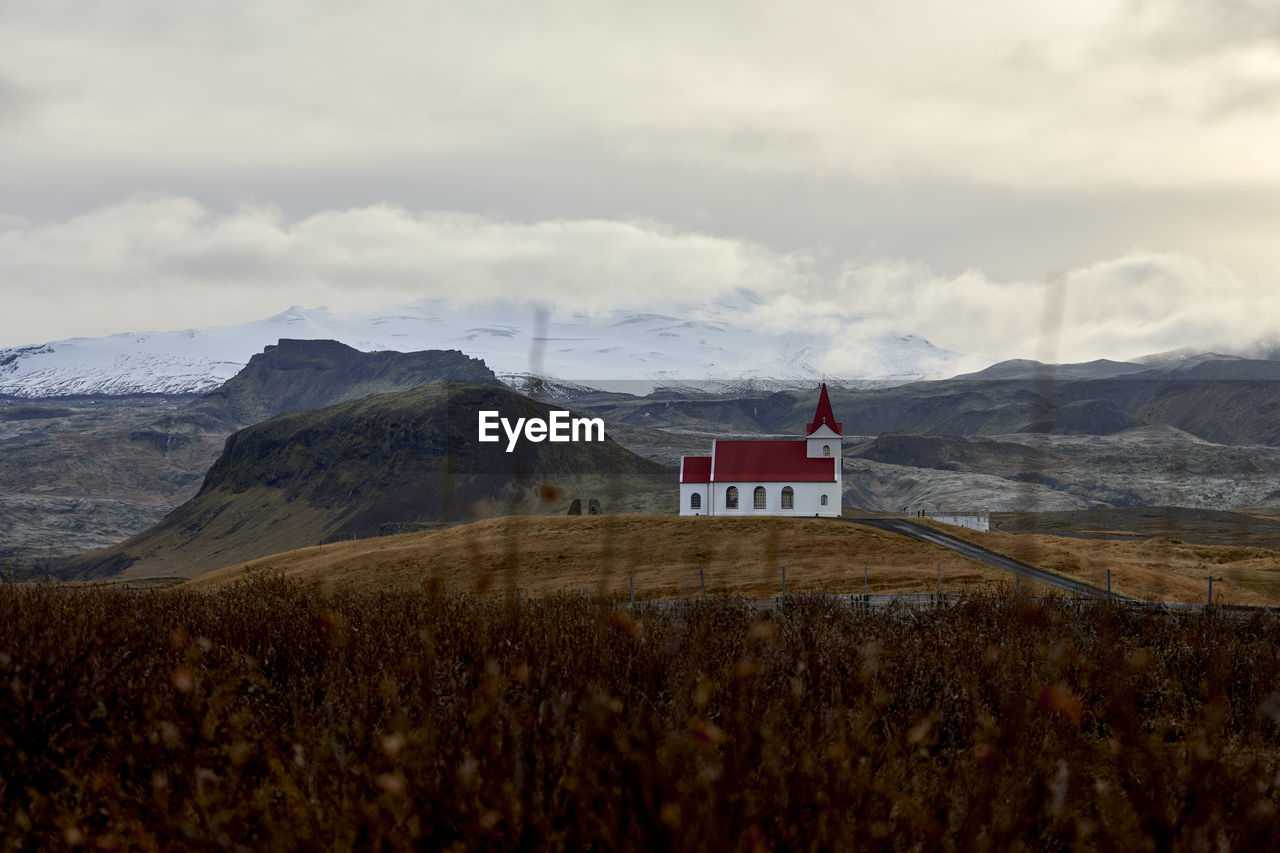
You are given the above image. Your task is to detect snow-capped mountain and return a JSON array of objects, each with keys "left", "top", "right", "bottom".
[{"left": 0, "top": 296, "right": 964, "bottom": 398}]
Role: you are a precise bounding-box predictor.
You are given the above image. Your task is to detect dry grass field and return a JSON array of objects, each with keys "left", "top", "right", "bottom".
[
  {"left": 5, "top": 577, "right": 1279, "bottom": 849},
  {"left": 943, "top": 527, "right": 1280, "bottom": 605},
  {"left": 184, "top": 516, "right": 1011, "bottom": 600},
  {"left": 181, "top": 514, "right": 1280, "bottom": 606}
]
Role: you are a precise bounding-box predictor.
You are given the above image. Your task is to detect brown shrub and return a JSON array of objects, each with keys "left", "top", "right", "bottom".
[{"left": 2, "top": 574, "right": 1279, "bottom": 849}]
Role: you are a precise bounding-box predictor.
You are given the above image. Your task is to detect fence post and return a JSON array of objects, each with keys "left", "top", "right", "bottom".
[
  {"left": 937, "top": 562, "right": 942, "bottom": 605},
  {"left": 1016, "top": 575, "right": 1020, "bottom": 596},
  {"left": 700, "top": 569, "right": 706, "bottom": 601},
  {"left": 782, "top": 566, "right": 787, "bottom": 603},
  {"left": 1107, "top": 569, "right": 1111, "bottom": 597},
  {"left": 630, "top": 576, "right": 635, "bottom": 607},
  {"left": 864, "top": 565, "right": 869, "bottom": 615},
  {"left": 1207, "top": 576, "right": 1213, "bottom": 613}
]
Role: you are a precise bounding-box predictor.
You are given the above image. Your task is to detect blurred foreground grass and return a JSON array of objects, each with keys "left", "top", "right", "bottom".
[{"left": 2, "top": 574, "right": 1279, "bottom": 849}]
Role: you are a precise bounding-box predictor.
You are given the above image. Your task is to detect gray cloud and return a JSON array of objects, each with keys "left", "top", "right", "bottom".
[
  {"left": 2, "top": 197, "right": 1276, "bottom": 373},
  {"left": 0, "top": 196, "right": 808, "bottom": 343},
  {"left": 1123, "top": 0, "right": 1280, "bottom": 57},
  {"left": 0, "top": 72, "right": 33, "bottom": 126},
  {"left": 3, "top": 1, "right": 1279, "bottom": 188},
  {"left": 0, "top": 1, "right": 1277, "bottom": 368}
]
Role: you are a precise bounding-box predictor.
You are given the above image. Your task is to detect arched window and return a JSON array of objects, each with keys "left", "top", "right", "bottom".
[
  {"left": 781, "top": 486, "right": 794, "bottom": 509},
  {"left": 820, "top": 494, "right": 828, "bottom": 506},
  {"left": 725, "top": 486, "right": 738, "bottom": 509},
  {"left": 690, "top": 492, "right": 701, "bottom": 510},
  {"left": 754, "top": 486, "right": 767, "bottom": 509},
  {"left": 823, "top": 444, "right": 831, "bottom": 457}
]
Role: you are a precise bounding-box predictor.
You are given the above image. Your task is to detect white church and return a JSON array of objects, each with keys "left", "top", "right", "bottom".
[{"left": 679, "top": 383, "right": 843, "bottom": 517}]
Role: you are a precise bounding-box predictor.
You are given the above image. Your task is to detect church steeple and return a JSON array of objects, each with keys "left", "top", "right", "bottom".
[{"left": 805, "top": 382, "right": 842, "bottom": 436}]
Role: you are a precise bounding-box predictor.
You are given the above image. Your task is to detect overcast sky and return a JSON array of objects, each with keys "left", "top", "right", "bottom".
[{"left": 2, "top": 0, "right": 1279, "bottom": 370}]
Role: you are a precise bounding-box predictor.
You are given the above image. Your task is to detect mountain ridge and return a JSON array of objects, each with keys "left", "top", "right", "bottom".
[{"left": 0, "top": 297, "right": 963, "bottom": 398}]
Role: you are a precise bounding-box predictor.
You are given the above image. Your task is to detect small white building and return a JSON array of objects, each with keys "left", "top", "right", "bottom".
[{"left": 679, "top": 384, "right": 843, "bottom": 517}]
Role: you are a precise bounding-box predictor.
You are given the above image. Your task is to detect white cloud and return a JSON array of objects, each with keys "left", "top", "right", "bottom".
[
  {"left": 0, "top": 195, "right": 809, "bottom": 344},
  {"left": 820, "top": 252, "right": 1280, "bottom": 367},
  {"left": 1, "top": 0, "right": 1279, "bottom": 338},
  {"left": 3, "top": 195, "right": 1276, "bottom": 373}
]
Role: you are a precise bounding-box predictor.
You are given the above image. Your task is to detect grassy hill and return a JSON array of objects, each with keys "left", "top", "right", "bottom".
[
  {"left": 183, "top": 515, "right": 1010, "bottom": 598},
  {"left": 180, "top": 513, "right": 1280, "bottom": 605},
  {"left": 59, "top": 383, "right": 675, "bottom": 580}
]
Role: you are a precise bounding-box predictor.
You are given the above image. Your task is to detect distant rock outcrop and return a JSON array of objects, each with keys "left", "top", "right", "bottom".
[{"left": 177, "top": 339, "right": 502, "bottom": 431}]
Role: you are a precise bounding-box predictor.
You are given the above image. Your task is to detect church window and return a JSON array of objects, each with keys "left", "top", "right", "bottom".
[
  {"left": 823, "top": 444, "right": 831, "bottom": 457},
  {"left": 690, "top": 492, "right": 701, "bottom": 510},
  {"left": 781, "top": 486, "right": 794, "bottom": 509},
  {"left": 754, "top": 486, "right": 767, "bottom": 509},
  {"left": 820, "top": 494, "right": 828, "bottom": 506},
  {"left": 726, "top": 486, "right": 738, "bottom": 509}
]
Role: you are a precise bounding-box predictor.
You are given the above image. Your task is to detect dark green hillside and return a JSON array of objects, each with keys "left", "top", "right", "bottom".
[{"left": 57, "top": 383, "right": 675, "bottom": 580}]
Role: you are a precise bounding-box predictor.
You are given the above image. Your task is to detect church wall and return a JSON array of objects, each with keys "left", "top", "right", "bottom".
[
  {"left": 706, "top": 481, "right": 840, "bottom": 517},
  {"left": 806, "top": 427, "right": 841, "bottom": 459},
  {"left": 679, "top": 483, "right": 708, "bottom": 516}
]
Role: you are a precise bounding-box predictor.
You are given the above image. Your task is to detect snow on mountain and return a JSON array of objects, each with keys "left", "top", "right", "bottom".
[{"left": 0, "top": 297, "right": 964, "bottom": 398}]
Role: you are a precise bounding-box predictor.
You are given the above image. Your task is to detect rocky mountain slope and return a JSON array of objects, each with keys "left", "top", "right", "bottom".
[
  {"left": 0, "top": 342, "right": 503, "bottom": 567},
  {"left": 56, "top": 383, "right": 675, "bottom": 579}
]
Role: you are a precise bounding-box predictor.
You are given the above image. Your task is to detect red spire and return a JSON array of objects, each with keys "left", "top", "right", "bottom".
[{"left": 806, "top": 382, "right": 842, "bottom": 435}]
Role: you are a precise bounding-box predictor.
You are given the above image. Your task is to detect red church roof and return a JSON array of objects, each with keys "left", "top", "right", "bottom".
[
  {"left": 806, "top": 382, "right": 842, "bottom": 436},
  {"left": 680, "top": 456, "right": 712, "bottom": 483},
  {"left": 711, "top": 440, "right": 836, "bottom": 483}
]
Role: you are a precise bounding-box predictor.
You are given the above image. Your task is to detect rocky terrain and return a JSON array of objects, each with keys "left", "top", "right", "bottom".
[
  {"left": 842, "top": 426, "right": 1280, "bottom": 512},
  {"left": 0, "top": 397, "right": 222, "bottom": 568}
]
